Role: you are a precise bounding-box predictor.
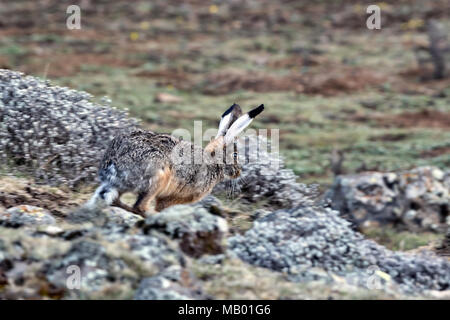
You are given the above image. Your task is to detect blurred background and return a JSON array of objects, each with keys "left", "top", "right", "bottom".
[{"left": 1, "top": 0, "right": 449, "bottom": 184}]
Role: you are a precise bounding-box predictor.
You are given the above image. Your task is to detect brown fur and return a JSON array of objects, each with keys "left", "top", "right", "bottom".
[
  {"left": 113, "top": 164, "right": 218, "bottom": 215},
  {"left": 89, "top": 103, "right": 263, "bottom": 217}
]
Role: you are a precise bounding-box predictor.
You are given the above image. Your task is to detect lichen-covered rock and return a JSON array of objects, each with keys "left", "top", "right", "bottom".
[
  {"left": 67, "top": 206, "right": 143, "bottom": 227},
  {"left": 0, "top": 226, "right": 72, "bottom": 299},
  {"left": 325, "top": 166, "right": 450, "bottom": 231},
  {"left": 197, "top": 254, "right": 226, "bottom": 265},
  {"left": 103, "top": 231, "right": 185, "bottom": 272},
  {"left": 44, "top": 240, "right": 127, "bottom": 293},
  {"left": 0, "top": 205, "right": 186, "bottom": 299},
  {"left": 134, "top": 266, "right": 205, "bottom": 300},
  {"left": 105, "top": 207, "right": 144, "bottom": 227},
  {"left": 0, "top": 205, "right": 56, "bottom": 227},
  {"left": 0, "top": 69, "right": 138, "bottom": 187},
  {"left": 195, "top": 195, "right": 225, "bottom": 216},
  {"left": 229, "top": 205, "right": 450, "bottom": 293},
  {"left": 43, "top": 229, "right": 185, "bottom": 297},
  {"left": 142, "top": 205, "right": 228, "bottom": 258},
  {"left": 1, "top": 196, "right": 449, "bottom": 299},
  {"left": 215, "top": 135, "right": 319, "bottom": 208},
  {"left": 65, "top": 207, "right": 109, "bottom": 226},
  {"left": 134, "top": 276, "right": 195, "bottom": 300}
]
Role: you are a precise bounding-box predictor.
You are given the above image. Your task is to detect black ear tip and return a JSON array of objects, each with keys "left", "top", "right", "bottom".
[
  {"left": 248, "top": 104, "right": 264, "bottom": 118},
  {"left": 222, "top": 104, "right": 236, "bottom": 117}
]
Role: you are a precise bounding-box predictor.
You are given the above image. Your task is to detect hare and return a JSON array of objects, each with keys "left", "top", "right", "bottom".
[{"left": 86, "top": 103, "right": 264, "bottom": 216}]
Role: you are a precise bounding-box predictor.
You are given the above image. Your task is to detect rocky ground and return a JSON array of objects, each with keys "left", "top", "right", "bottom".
[
  {"left": 326, "top": 166, "right": 450, "bottom": 232},
  {"left": 0, "top": 1, "right": 450, "bottom": 300},
  {"left": 0, "top": 187, "right": 449, "bottom": 300},
  {"left": 0, "top": 143, "right": 449, "bottom": 300}
]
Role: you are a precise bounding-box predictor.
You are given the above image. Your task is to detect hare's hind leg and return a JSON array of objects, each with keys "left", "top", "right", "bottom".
[
  {"left": 86, "top": 183, "right": 147, "bottom": 217},
  {"left": 133, "top": 189, "right": 158, "bottom": 215},
  {"left": 154, "top": 199, "right": 171, "bottom": 212},
  {"left": 132, "top": 177, "right": 162, "bottom": 215}
]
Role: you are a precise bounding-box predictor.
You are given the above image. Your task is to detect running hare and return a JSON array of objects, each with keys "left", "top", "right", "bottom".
[{"left": 87, "top": 103, "right": 264, "bottom": 216}]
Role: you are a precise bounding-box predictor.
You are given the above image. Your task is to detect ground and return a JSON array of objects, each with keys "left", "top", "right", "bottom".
[{"left": 0, "top": 0, "right": 449, "bottom": 298}]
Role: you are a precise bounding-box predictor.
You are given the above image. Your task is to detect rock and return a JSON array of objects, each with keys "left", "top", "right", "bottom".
[
  {"left": 104, "top": 207, "right": 144, "bottom": 227},
  {"left": 0, "top": 210, "right": 187, "bottom": 300},
  {"left": 66, "top": 206, "right": 143, "bottom": 227},
  {"left": 191, "top": 255, "right": 414, "bottom": 300},
  {"left": 250, "top": 209, "right": 271, "bottom": 220},
  {"left": 229, "top": 205, "right": 450, "bottom": 293},
  {"left": 325, "top": 166, "right": 450, "bottom": 232},
  {"left": 0, "top": 205, "right": 56, "bottom": 227},
  {"left": 1, "top": 197, "right": 449, "bottom": 299},
  {"left": 44, "top": 229, "right": 185, "bottom": 298},
  {"left": 142, "top": 205, "right": 228, "bottom": 258},
  {"left": 103, "top": 231, "right": 185, "bottom": 272},
  {"left": 35, "top": 225, "right": 65, "bottom": 236},
  {"left": 195, "top": 195, "right": 224, "bottom": 216},
  {"left": 134, "top": 274, "right": 202, "bottom": 300},
  {"left": 0, "top": 69, "right": 137, "bottom": 187},
  {"left": 44, "top": 240, "right": 128, "bottom": 294},
  {"left": 197, "top": 254, "right": 226, "bottom": 265},
  {"left": 134, "top": 266, "right": 205, "bottom": 300},
  {"left": 66, "top": 207, "right": 108, "bottom": 225},
  {"left": 0, "top": 225, "right": 73, "bottom": 299}
]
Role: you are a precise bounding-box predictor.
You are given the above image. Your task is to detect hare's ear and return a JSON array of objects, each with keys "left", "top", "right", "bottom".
[
  {"left": 216, "top": 103, "right": 243, "bottom": 138},
  {"left": 224, "top": 104, "right": 264, "bottom": 144}
]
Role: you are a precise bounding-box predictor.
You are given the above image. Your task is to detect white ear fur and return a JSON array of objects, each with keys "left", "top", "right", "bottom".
[
  {"left": 224, "top": 114, "right": 252, "bottom": 144},
  {"left": 224, "top": 104, "right": 264, "bottom": 144},
  {"left": 216, "top": 112, "right": 233, "bottom": 138},
  {"left": 215, "top": 104, "right": 236, "bottom": 138}
]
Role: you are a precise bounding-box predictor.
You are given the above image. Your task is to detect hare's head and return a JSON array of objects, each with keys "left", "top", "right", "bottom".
[{"left": 205, "top": 103, "right": 264, "bottom": 180}]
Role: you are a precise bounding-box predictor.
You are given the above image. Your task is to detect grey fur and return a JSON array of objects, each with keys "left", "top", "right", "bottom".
[{"left": 88, "top": 104, "right": 263, "bottom": 214}]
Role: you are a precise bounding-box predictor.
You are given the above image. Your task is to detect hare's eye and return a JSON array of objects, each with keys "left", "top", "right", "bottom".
[
  {"left": 233, "top": 152, "right": 238, "bottom": 159},
  {"left": 210, "top": 151, "right": 215, "bottom": 157}
]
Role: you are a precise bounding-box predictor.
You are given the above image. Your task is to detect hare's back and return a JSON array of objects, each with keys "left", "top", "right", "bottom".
[
  {"left": 99, "top": 130, "right": 179, "bottom": 190},
  {"left": 104, "top": 130, "right": 178, "bottom": 161}
]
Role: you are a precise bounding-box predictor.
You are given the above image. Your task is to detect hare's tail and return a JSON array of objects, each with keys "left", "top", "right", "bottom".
[{"left": 85, "top": 183, "right": 118, "bottom": 210}]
